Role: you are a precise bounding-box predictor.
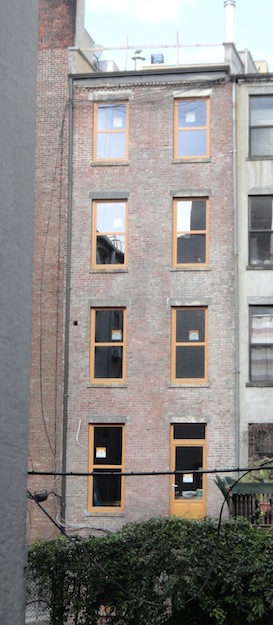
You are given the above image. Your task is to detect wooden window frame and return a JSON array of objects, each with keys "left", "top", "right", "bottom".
[
  {"left": 249, "top": 95, "right": 273, "bottom": 158},
  {"left": 170, "top": 424, "right": 207, "bottom": 515},
  {"left": 93, "top": 101, "right": 129, "bottom": 162},
  {"left": 88, "top": 424, "right": 125, "bottom": 512},
  {"left": 174, "top": 97, "right": 210, "bottom": 159},
  {"left": 172, "top": 197, "right": 209, "bottom": 268},
  {"left": 90, "top": 307, "right": 127, "bottom": 384},
  {"left": 91, "top": 200, "right": 128, "bottom": 270},
  {"left": 171, "top": 307, "right": 208, "bottom": 384}
]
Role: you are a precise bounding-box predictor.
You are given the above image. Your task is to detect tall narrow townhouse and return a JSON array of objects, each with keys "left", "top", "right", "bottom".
[
  {"left": 28, "top": 0, "right": 95, "bottom": 542},
  {"left": 236, "top": 68, "right": 273, "bottom": 469},
  {"left": 65, "top": 57, "right": 238, "bottom": 533}
]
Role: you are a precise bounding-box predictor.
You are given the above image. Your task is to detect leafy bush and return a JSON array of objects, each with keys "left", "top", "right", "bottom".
[{"left": 27, "top": 517, "right": 273, "bottom": 625}]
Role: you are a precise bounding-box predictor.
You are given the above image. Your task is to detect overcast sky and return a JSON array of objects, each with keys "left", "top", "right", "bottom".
[{"left": 85, "top": 0, "right": 273, "bottom": 71}]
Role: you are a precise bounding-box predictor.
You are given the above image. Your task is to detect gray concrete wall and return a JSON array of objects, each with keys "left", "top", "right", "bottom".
[
  {"left": 236, "top": 81, "right": 273, "bottom": 464},
  {"left": 0, "top": 1, "right": 38, "bottom": 623}
]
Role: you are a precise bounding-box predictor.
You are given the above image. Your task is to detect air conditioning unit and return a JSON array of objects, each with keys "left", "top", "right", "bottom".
[{"left": 151, "top": 54, "right": 164, "bottom": 64}]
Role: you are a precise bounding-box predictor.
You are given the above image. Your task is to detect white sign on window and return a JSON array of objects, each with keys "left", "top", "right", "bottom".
[
  {"left": 113, "top": 117, "right": 123, "bottom": 128},
  {"left": 96, "top": 447, "right": 106, "bottom": 459},
  {"left": 183, "top": 473, "right": 194, "bottom": 483},
  {"left": 186, "top": 112, "right": 195, "bottom": 123},
  {"left": 113, "top": 218, "right": 123, "bottom": 228},
  {"left": 189, "top": 330, "right": 199, "bottom": 341},
  {"left": 112, "top": 329, "right": 122, "bottom": 341}
]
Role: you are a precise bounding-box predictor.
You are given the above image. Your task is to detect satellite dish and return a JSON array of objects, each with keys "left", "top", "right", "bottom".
[{"left": 93, "top": 44, "right": 103, "bottom": 62}]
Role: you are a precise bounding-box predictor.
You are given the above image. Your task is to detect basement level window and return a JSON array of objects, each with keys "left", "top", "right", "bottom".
[{"left": 88, "top": 425, "right": 124, "bottom": 511}]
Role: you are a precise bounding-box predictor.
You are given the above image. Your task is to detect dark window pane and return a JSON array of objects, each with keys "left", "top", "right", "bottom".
[
  {"left": 249, "top": 423, "right": 273, "bottom": 458},
  {"left": 98, "top": 105, "right": 126, "bottom": 131},
  {"left": 96, "top": 133, "right": 126, "bottom": 159},
  {"left": 249, "top": 232, "right": 273, "bottom": 265},
  {"left": 93, "top": 470, "right": 121, "bottom": 507},
  {"left": 250, "top": 197, "right": 273, "bottom": 230},
  {"left": 177, "top": 234, "right": 206, "bottom": 264},
  {"left": 174, "top": 424, "right": 205, "bottom": 439},
  {"left": 178, "top": 129, "right": 207, "bottom": 157},
  {"left": 95, "top": 310, "right": 123, "bottom": 343},
  {"left": 176, "top": 346, "right": 205, "bottom": 379},
  {"left": 94, "top": 346, "right": 123, "bottom": 379},
  {"left": 176, "top": 309, "right": 205, "bottom": 343},
  {"left": 94, "top": 427, "right": 122, "bottom": 465},
  {"left": 178, "top": 100, "right": 207, "bottom": 127},
  {"left": 177, "top": 200, "right": 206, "bottom": 231},
  {"left": 175, "top": 446, "right": 203, "bottom": 498},
  {"left": 96, "top": 235, "right": 125, "bottom": 265},
  {"left": 250, "top": 128, "right": 273, "bottom": 156}
]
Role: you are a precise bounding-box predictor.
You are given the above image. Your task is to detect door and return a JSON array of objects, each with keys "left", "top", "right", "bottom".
[{"left": 170, "top": 423, "right": 207, "bottom": 518}]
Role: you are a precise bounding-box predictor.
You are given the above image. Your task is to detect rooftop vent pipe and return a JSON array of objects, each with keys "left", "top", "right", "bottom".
[{"left": 224, "top": 0, "right": 236, "bottom": 43}]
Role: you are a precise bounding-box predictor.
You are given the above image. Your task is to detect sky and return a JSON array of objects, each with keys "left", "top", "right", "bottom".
[{"left": 84, "top": 0, "right": 273, "bottom": 72}]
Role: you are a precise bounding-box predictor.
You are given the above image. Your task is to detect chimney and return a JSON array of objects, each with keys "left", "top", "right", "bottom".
[{"left": 224, "top": 0, "right": 236, "bottom": 43}]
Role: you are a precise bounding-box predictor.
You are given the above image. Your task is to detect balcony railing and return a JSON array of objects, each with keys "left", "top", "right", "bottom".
[{"left": 215, "top": 476, "right": 273, "bottom": 527}]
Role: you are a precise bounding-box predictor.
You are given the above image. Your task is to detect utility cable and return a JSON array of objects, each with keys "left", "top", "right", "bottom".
[{"left": 27, "top": 489, "right": 167, "bottom": 610}]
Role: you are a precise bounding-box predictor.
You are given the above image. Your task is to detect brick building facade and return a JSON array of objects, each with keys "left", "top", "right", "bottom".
[
  {"left": 29, "top": 0, "right": 273, "bottom": 540},
  {"left": 64, "top": 67, "right": 236, "bottom": 532}
]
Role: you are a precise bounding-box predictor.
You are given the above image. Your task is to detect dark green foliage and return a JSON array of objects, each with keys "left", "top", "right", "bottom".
[{"left": 27, "top": 517, "right": 273, "bottom": 625}]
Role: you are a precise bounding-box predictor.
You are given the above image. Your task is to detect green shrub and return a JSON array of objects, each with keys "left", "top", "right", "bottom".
[{"left": 27, "top": 517, "right": 273, "bottom": 625}]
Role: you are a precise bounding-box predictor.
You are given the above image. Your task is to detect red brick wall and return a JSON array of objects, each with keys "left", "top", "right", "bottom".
[
  {"left": 65, "top": 76, "right": 236, "bottom": 533},
  {"left": 39, "top": 0, "right": 76, "bottom": 50}
]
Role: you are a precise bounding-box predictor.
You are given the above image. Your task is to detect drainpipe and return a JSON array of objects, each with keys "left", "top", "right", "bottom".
[
  {"left": 61, "top": 76, "right": 74, "bottom": 523},
  {"left": 232, "top": 76, "right": 240, "bottom": 470}
]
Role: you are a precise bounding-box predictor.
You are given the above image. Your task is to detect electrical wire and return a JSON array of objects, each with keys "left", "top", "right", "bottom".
[
  {"left": 28, "top": 459, "right": 273, "bottom": 615},
  {"left": 27, "top": 489, "right": 167, "bottom": 610},
  {"left": 27, "top": 463, "right": 273, "bottom": 477}
]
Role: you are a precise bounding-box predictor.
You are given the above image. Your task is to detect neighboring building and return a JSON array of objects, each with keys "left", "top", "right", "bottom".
[
  {"left": 29, "top": 0, "right": 273, "bottom": 541},
  {"left": 236, "top": 72, "right": 273, "bottom": 468},
  {"left": 0, "top": 1, "right": 38, "bottom": 623},
  {"left": 28, "top": 0, "right": 95, "bottom": 542}
]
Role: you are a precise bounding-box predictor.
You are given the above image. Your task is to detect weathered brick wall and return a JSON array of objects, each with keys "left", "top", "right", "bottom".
[
  {"left": 28, "top": 0, "right": 76, "bottom": 542},
  {"left": 65, "top": 76, "right": 236, "bottom": 532},
  {"left": 39, "top": 0, "right": 76, "bottom": 50}
]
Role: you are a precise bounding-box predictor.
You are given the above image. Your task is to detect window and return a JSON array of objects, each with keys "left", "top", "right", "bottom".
[
  {"left": 250, "top": 96, "right": 273, "bottom": 157},
  {"left": 91, "top": 200, "right": 127, "bottom": 268},
  {"left": 250, "top": 307, "right": 273, "bottom": 382},
  {"left": 174, "top": 98, "right": 209, "bottom": 159},
  {"left": 93, "top": 102, "right": 128, "bottom": 161},
  {"left": 249, "top": 424, "right": 273, "bottom": 460},
  {"left": 172, "top": 307, "right": 208, "bottom": 383},
  {"left": 88, "top": 425, "right": 124, "bottom": 511},
  {"left": 173, "top": 198, "right": 208, "bottom": 267},
  {"left": 249, "top": 196, "right": 273, "bottom": 266},
  {"left": 172, "top": 424, "right": 206, "bottom": 498},
  {"left": 90, "top": 308, "right": 126, "bottom": 383}
]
